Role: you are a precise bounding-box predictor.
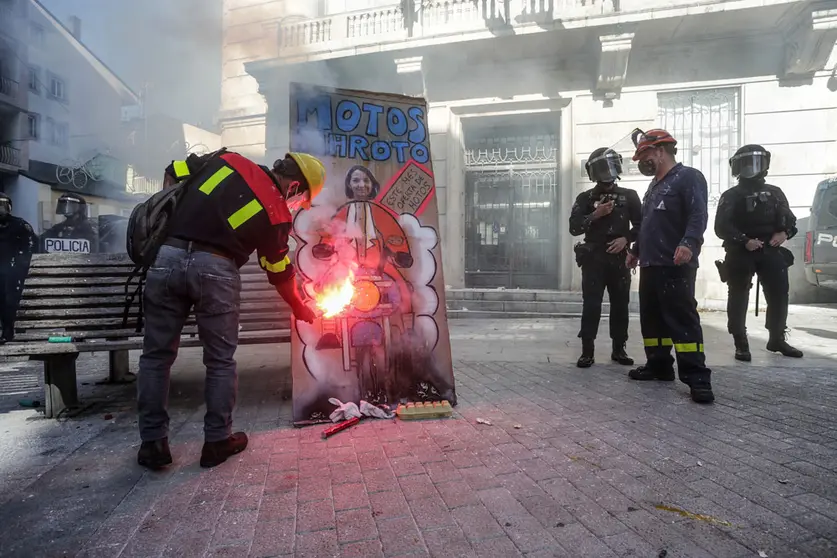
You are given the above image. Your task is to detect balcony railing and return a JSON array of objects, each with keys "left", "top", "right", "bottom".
[
  {"left": 0, "top": 75, "right": 18, "bottom": 99},
  {"left": 128, "top": 176, "right": 164, "bottom": 196},
  {"left": 277, "top": 0, "right": 616, "bottom": 55},
  {"left": 0, "top": 144, "right": 21, "bottom": 168}
]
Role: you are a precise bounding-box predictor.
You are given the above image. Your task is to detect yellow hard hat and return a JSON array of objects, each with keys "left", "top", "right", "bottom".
[{"left": 287, "top": 152, "right": 326, "bottom": 209}]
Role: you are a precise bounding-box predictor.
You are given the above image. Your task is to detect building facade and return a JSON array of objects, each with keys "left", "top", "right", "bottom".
[
  {"left": 221, "top": 0, "right": 837, "bottom": 305},
  {"left": 0, "top": 0, "right": 29, "bottom": 183}
]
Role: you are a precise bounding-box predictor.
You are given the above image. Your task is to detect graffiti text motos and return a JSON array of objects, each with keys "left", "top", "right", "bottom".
[{"left": 294, "top": 92, "right": 430, "bottom": 164}]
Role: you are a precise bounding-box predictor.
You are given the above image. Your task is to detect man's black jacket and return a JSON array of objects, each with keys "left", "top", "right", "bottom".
[
  {"left": 569, "top": 185, "right": 642, "bottom": 245},
  {"left": 715, "top": 178, "right": 797, "bottom": 249}
]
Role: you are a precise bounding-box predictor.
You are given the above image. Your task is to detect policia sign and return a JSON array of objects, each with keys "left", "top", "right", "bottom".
[{"left": 43, "top": 237, "right": 92, "bottom": 254}]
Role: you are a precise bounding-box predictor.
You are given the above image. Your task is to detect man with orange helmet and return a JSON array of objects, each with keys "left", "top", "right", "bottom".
[
  {"left": 625, "top": 129, "right": 714, "bottom": 404},
  {"left": 136, "top": 150, "right": 326, "bottom": 471}
]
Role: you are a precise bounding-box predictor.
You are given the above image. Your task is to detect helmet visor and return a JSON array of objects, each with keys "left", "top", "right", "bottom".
[
  {"left": 587, "top": 151, "right": 622, "bottom": 183},
  {"left": 56, "top": 199, "right": 83, "bottom": 217},
  {"left": 731, "top": 151, "right": 769, "bottom": 179}
]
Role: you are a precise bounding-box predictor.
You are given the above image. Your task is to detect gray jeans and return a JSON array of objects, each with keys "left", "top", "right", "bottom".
[{"left": 137, "top": 244, "right": 241, "bottom": 443}]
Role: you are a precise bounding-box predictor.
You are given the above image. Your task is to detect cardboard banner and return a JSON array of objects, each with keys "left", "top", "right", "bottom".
[{"left": 288, "top": 83, "right": 455, "bottom": 425}]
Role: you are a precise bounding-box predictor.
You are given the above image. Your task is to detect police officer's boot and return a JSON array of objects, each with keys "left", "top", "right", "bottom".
[
  {"left": 576, "top": 339, "right": 595, "bottom": 368},
  {"left": 611, "top": 340, "right": 634, "bottom": 366},
  {"left": 766, "top": 330, "right": 803, "bottom": 358},
  {"left": 733, "top": 334, "right": 751, "bottom": 362}
]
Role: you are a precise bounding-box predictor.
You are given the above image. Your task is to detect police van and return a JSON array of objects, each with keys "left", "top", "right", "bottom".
[{"left": 804, "top": 177, "right": 837, "bottom": 289}]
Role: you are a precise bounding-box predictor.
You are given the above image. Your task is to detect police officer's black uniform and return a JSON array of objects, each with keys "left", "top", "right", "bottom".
[
  {"left": 0, "top": 193, "right": 37, "bottom": 342},
  {"left": 715, "top": 144, "right": 802, "bottom": 361},
  {"left": 569, "top": 148, "right": 642, "bottom": 368},
  {"left": 40, "top": 193, "right": 99, "bottom": 253}
]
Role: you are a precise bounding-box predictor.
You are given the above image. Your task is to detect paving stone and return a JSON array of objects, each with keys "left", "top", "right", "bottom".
[
  {"left": 336, "top": 508, "right": 379, "bottom": 544},
  {"left": 0, "top": 317, "right": 835, "bottom": 557},
  {"left": 376, "top": 516, "right": 426, "bottom": 556}
]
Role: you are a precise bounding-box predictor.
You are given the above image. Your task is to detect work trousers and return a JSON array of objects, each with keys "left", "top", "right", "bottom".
[
  {"left": 726, "top": 247, "right": 789, "bottom": 338},
  {"left": 137, "top": 244, "right": 241, "bottom": 443},
  {"left": 639, "top": 265, "right": 711, "bottom": 386},
  {"left": 579, "top": 250, "right": 631, "bottom": 341}
]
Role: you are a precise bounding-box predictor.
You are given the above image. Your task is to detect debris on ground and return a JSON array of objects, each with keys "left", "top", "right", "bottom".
[
  {"left": 513, "top": 424, "right": 522, "bottom": 429},
  {"left": 475, "top": 417, "right": 492, "bottom": 425},
  {"left": 758, "top": 551, "right": 768, "bottom": 558},
  {"left": 322, "top": 416, "right": 361, "bottom": 439},
  {"left": 396, "top": 401, "right": 452, "bottom": 420}
]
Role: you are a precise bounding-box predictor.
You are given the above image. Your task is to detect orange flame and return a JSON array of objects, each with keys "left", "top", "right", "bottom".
[{"left": 314, "top": 270, "right": 355, "bottom": 318}]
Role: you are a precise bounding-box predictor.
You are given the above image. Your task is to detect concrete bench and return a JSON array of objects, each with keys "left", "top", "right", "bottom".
[{"left": 2, "top": 253, "right": 291, "bottom": 418}]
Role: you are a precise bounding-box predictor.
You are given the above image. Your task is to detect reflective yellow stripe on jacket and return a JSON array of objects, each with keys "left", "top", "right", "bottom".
[
  {"left": 259, "top": 255, "right": 290, "bottom": 273},
  {"left": 172, "top": 160, "right": 190, "bottom": 179},
  {"left": 196, "top": 165, "right": 264, "bottom": 230}
]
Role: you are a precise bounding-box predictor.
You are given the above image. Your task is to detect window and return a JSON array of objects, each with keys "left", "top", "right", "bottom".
[
  {"left": 48, "top": 73, "right": 66, "bottom": 102},
  {"left": 29, "top": 22, "right": 44, "bottom": 46},
  {"left": 27, "top": 65, "right": 39, "bottom": 93},
  {"left": 27, "top": 112, "right": 40, "bottom": 139},
  {"left": 54, "top": 122, "right": 68, "bottom": 147},
  {"left": 657, "top": 87, "right": 741, "bottom": 207}
]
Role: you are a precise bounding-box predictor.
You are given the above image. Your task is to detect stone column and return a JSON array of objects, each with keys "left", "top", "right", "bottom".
[
  {"left": 559, "top": 99, "right": 577, "bottom": 291},
  {"left": 395, "top": 56, "right": 427, "bottom": 100},
  {"left": 428, "top": 104, "right": 465, "bottom": 288}
]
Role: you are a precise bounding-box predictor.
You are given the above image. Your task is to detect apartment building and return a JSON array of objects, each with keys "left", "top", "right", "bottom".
[
  {"left": 222, "top": 0, "right": 837, "bottom": 305},
  {"left": 0, "top": 0, "right": 28, "bottom": 181}
]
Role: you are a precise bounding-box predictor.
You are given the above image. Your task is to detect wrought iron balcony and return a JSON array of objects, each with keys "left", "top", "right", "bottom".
[
  {"left": 0, "top": 144, "right": 21, "bottom": 168},
  {"left": 0, "top": 75, "right": 19, "bottom": 99},
  {"left": 277, "top": 0, "right": 617, "bottom": 56}
]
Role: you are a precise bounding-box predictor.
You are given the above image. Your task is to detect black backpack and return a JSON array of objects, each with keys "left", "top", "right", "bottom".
[{"left": 122, "top": 149, "right": 225, "bottom": 331}]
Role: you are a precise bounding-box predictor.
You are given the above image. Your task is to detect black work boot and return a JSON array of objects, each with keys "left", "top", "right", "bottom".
[
  {"left": 137, "top": 438, "right": 173, "bottom": 470},
  {"left": 733, "top": 334, "right": 751, "bottom": 362},
  {"left": 576, "top": 339, "right": 595, "bottom": 368},
  {"left": 690, "top": 382, "right": 715, "bottom": 404},
  {"left": 200, "top": 432, "right": 249, "bottom": 468},
  {"left": 611, "top": 340, "right": 634, "bottom": 366},
  {"left": 766, "top": 332, "right": 803, "bottom": 358},
  {"left": 628, "top": 365, "right": 675, "bottom": 381}
]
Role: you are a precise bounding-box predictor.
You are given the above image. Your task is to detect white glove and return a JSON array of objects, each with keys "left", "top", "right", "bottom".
[
  {"left": 359, "top": 400, "right": 395, "bottom": 419},
  {"left": 328, "top": 398, "right": 361, "bottom": 423}
]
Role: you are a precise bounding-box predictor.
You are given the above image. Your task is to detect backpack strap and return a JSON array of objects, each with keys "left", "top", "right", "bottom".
[{"left": 122, "top": 265, "right": 146, "bottom": 333}]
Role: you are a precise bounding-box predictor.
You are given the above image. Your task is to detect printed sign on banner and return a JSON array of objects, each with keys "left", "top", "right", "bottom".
[{"left": 288, "top": 83, "right": 455, "bottom": 425}]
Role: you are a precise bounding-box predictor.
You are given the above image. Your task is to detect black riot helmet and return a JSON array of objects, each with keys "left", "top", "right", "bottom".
[
  {"left": 56, "top": 193, "right": 88, "bottom": 218},
  {"left": 0, "top": 192, "right": 11, "bottom": 218},
  {"left": 730, "top": 144, "right": 771, "bottom": 180},
  {"left": 585, "top": 147, "right": 623, "bottom": 184}
]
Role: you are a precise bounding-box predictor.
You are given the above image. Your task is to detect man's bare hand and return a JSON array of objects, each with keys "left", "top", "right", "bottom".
[
  {"left": 607, "top": 237, "right": 628, "bottom": 254},
  {"left": 293, "top": 303, "right": 317, "bottom": 324},
  {"left": 625, "top": 252, "right": 638, "bottom": 269},
  {"left": 673, "top": 245, "right": 693, "bottom": 266},
  {"left": 745, "top": 238, "right": 764, "bottom": 252},
  {"left": 591, "top": 201, "right": 614, "bottom": 220},
  {"left": 769, "top": 231, "right": 788, "bottom": 247}
]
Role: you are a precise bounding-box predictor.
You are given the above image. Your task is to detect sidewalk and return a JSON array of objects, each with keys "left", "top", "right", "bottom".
[{"left": 0, "top": 310, "right": 835, "bottom": 557}]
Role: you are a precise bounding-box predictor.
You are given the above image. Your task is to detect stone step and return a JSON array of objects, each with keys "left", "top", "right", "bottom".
[
  {"left": 447, "top": 310, "right": 588, "bottom": 320},
  {"left": 445, "top": 289, "right": 583, "bottom": 303},
  {"left": 445, "top": 298, "right": 597, "bottom": 314}
]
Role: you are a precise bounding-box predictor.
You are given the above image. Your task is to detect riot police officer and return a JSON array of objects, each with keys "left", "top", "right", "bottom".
[
  {"left": 569, "top": 147, "right": 642, "bottom": 368},
  {"left": 0, "top": 193, "right": 38, "bottom": 342},
  {"left": 41, "top": 193, "right": 98, "bottom": 254},
  {"left": 715, "top": 144, "right": 802, "bottom": 360}
]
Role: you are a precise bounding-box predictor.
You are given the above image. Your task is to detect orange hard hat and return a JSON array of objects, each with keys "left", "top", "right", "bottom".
[{"left": 631, "top": 128, "right": 677, "bottom": 161}]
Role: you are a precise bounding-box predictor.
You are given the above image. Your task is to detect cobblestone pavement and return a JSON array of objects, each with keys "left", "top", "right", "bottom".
[{"left": 0, "top": 309, "right": 835, "bottom": 558}]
